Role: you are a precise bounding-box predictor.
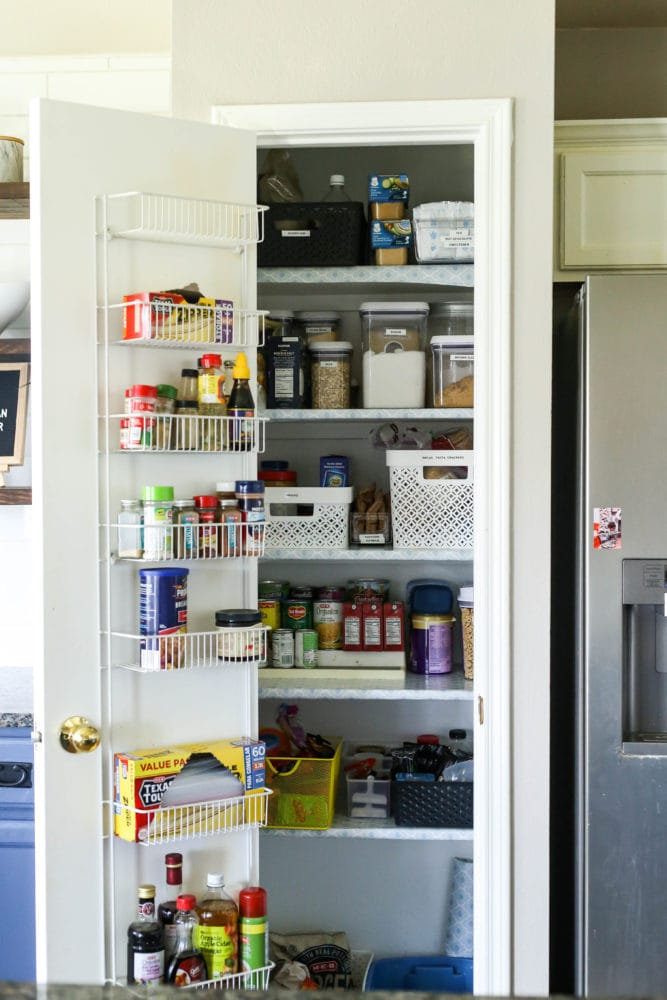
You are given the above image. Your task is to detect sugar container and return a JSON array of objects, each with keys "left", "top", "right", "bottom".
[{"left": 360, "top": 302, "right": 429, "bottom": 408}]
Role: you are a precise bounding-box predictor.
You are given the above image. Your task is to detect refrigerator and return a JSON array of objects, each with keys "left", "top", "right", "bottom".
[{"left": 552, "top": 273, "right": 667, "bottom": 997}]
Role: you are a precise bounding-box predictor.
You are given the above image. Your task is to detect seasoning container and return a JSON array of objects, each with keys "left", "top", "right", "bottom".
[
  {"left": 309, "top": 341, "right": 353, "bottom": 409},
  {"left": 271, "top": 629, "right": 295, "bottom": 668},
  {"left": 360, "top": 302, "right": 429, "bottom": 408},
  {"left": 238, "top": 887, "right": 269, "bottom": 976},
  {"left": 410, "top": 613, "right": 456, "bottom": 674},
  {"left": 139, "top": 567, "right": 189, "bottom": 670},
  {"left": 220, "top": 500, "right": 243, "bottom": 557},
  {"left": 227, "top": 351, "right": 255, "bottom": 451},
  {"left": 174, "top": 400, "right": 200, "bottom": 451},
  {"left": 216, "top": 480, "right": 237, "bottom": 503},
  {"left": 294, "top": 629, "right": 318, "bottom": 668},
  {"left": 118, "top": 499, "right": 143, "bottom": 559},
  {"left": 459, "top": 586, "right": 474, "bottom": 680},
  {"left": 173, "top": 499, "right": 199, "bottom": 560},
  {"left": 198, "top": 353, "right": 226, "bottom": 450},
  {"left": 215, "top": 609, "right": 265, "bottom": 663},
  {"left": 142, "top": 486, "right": 174, "bottom": 560},
  {"left": 294, "top": 311, "right": 340, "bottom": 345},
  {"left": 193, "top": 494, "right": 220, "bottom": 559},
  {"left": 313, "top": 587, "right": 344, "bottom": 650},
  {"left": 431, "top": 335, "right": 474, "bottom": 408},
  {"left": 128, "top": 384, "right": 157, "bottom": 450},
  {"left": 235, "top": 480, "right": 265, "bottom": 556},
  {"left": 155, "top": 384, "right": 177, "bottom": 451}
]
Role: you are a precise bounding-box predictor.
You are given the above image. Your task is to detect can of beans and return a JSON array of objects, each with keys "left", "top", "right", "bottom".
[
  {"left": 294, "top": 629, "right": 318, "bottom": 668},
  {"left": 271, "top": 629, "right": 295, "bottom": 668},
  {"left": 282, "top": 597, "right": 313, "bottom": 630},
  {"left": 314, "top": 588, "right": 344, "bottom": 649},
  {"left": 258, "top": 580, "right": 289, "bottom": 599},
  {"left": 258, "top": 598, "right": 281, "bottom": 636}
]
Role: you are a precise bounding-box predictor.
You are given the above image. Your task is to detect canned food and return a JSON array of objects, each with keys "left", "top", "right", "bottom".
[
  {"left": 313, "top": 599, "right": 343, "bottom": 649},
  {"left": 346, "top": 578, "right": 390, "bottom": 601},
  {"left": 271, "top": 629, "right": 295, "bottom": 668},
  {"left": 282, "top": 598, "right": 313, "bottom": 630},
  {"left": 258, "top": 580, "right": 290, "bottom": 599},
  {"left": 258, "top": 598, "right": 281, "bottom": 635},
  {"left": 294, "top": 629, "right": 318, "bottom": 668}
]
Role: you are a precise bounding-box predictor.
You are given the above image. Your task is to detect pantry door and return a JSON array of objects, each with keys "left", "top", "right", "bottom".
[
  {"left": 29, "top": 98, "right": 258, "bottom": 984},
  {"left": 215, "top": 99, "right": 513, "bottom": 995}
]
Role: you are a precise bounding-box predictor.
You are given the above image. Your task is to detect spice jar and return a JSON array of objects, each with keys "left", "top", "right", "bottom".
[
  {"left": 155, "top": 384, "right": 177, "bottom": 451},
  {"left": 118, "top": 499, "right": 143, "bottom": 559},
  {"left": 410, "top": 613, "right": 456, "bottom": 674},
  {"left": 235, "top": 480, "right": 265, "bottom": 557},
  {"left": 309, "top": 341, "right": 353, "bottom": 409},
  {"left": 193, "top": 494, "right": 220, "bottom": 559},
  {"left": 127, "top": 384, "right": 157, "bottom": 450},
  {"left": 198, "top": 353, "right": 226, "bottom": 450},
  {"left": 142, "top": 486, "right": 174, "bottom": 560},
  {"left": 215, "top": 608, "right": 266, "bottom": 663},
  {"left": 173, "top": 499, "right": 199, "bottom": 559}
]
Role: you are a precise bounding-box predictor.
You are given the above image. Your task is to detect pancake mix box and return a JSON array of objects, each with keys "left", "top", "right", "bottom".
[{"left": 114, "top": 736, "right": 265, "bottom": 841}]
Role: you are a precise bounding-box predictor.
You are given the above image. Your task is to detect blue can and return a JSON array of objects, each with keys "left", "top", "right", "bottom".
[{"left": 139, "top": 567, "right": 189, "bottom": 671}]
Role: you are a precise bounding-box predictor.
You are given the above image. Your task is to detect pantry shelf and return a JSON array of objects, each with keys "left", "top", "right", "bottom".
[
  {"left": 258, "top": 670, "right": 473, "bottom": 701},
  {"left": 262, "top": 814, "right": 473, "bottom": 841},
  {"left": 258, "top": 264, "right": 474, "bottom": 288},
  {"left": 265, "top": 407, "right": 473, "bottom": 421},
  {"left": 262, "top": 546, "right": 473, "bottom": 562}
]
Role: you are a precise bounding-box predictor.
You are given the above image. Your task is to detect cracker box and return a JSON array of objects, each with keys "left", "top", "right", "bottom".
[
  {"left": 122, "top": 291, "right": 234, "bottom": 343},
  {"left": 113, "top": 736, "right": 265, "bottom": 842}
]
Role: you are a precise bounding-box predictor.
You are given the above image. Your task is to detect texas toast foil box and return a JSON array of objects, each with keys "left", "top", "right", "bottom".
[
  {"left": 113, "top": 736, "right": 266, "bottom": 842},
  {"left": 123, "top": 291, "right": 234, "bottom": 343}
]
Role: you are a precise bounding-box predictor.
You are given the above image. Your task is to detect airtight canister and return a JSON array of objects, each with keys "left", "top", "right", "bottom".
[{"left": 410, "top": 613, "right": 455, "bottom": 675}]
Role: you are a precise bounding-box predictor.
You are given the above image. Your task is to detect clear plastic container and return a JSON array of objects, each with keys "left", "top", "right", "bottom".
[
  {"left": 309, "top": 341, "right": 353, "bottom": 409},
  {"left": 265, "top": 310, "right": 294, "bottom": 340},
  {"left": 360, "top": 302, "right": 429, "bottom": 408},
  {"left": 458, "top": 586, "right": 474, "bottom": 681},
  {"left": 431, "top": 334, "right": 474, "bottom": 408},
  {"left": 294, "top": 311, "right": 340, "bottom": 345},
  {"left": 428, "top": 302, "right": 473, "bottom": 338}
]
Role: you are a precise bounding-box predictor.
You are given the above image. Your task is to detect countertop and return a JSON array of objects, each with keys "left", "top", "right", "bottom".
[
  {"left": 0, "top": 715, "right": 33, "bottom": 728},
  {"left": 0, "top": 989, "right": 453, "bottom": 1000}
]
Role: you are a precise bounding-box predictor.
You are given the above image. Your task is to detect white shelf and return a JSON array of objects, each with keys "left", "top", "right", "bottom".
[
  {"left": 262, "top": 813, "right": 473, "bottom": 840},
  {"left": 258, "top": 264, "right": 474, "bottom": 287},
  {"left": 115, "top": 788, "right": 272, "bottom": 845},
  {"left": 104, "top": 303, "right": 268, "bottom": 350},
  {"left": 262, "top": 546, "right": 473, "bottom": 562},
  {"left": 259, "top": 670, "right": 473, "bottom": 701},
  {"left": 266, "top": 407, "right": 473, "bottom": 421}
]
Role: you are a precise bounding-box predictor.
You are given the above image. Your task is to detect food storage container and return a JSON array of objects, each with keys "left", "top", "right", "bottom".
[
  {"left": 295, "top": 311, "right": 340, "bottom": 345},
  {"left": 431, "top": 335, "right": 474, "bottom": 407},
  {"left": 360, "top": 302, "right": 429, "bottom": 408},
  {"left": 265, "top": 310, "right": 295, "bottom": 339},
  {"left": 458, "top": 586, "right": 474, "bottom": 680},
  {"left": 427, "top": 302, "right": 473, "bottom": 338},
  {"left": 309, "top": 341, "right": 353, "bottom": 409},
  {"left": 410, "top": 613, "right": 456, "bottom": 675}
]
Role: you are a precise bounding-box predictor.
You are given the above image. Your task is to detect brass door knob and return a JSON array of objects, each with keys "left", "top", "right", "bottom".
[{"left": 59, "top": 716, "right": 101, "bottom": 754}]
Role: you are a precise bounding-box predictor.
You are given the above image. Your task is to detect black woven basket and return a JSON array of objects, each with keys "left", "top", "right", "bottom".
[
  {"left": 393, "top": 780, "right": 473, "bottom": 828},
  {"left": 258, "top": 202, "right": 366, "bottom": 267}
]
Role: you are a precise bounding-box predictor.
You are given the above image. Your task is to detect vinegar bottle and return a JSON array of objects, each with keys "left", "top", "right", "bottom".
[
  {"left": 194, "top": 872, "right": 239, "bottom": 978},
  {"left": 158, "top": 852, "right": 183, "bottom": 965},
  {"left": 167, "top": 894, "right": 208, "bottom": 987},
  {"left": 127, "top": 884, "right": 165, "bottom": 985}
]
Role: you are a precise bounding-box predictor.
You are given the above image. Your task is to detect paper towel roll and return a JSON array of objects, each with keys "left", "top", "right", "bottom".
[{"left": 444, "top": 856, "right": 473, "bottom": 957}]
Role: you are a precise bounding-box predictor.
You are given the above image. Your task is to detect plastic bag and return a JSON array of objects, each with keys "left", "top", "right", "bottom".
[{"left": 258, "top": 149, "right": 303, "bottom": 203}]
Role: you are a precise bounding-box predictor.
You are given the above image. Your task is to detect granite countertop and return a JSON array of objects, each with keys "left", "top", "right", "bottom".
[{"left": 0, "top": 714, "right": 33, "bottom": 728}]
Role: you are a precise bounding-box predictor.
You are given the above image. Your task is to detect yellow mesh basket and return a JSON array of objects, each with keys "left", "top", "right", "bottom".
[{"left": 264, "top": 740, "right": 342, "bottom": 830}]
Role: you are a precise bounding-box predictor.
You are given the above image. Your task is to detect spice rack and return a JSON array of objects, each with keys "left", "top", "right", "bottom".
[{"left": 110, "top": 627, "right": 270, "bottom": 672}]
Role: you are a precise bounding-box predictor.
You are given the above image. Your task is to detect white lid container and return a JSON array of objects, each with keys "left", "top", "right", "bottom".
[
  {"left": 458, "top": 586, "right": 474, "bottom": 607},
  {"left": 431, "top": 335, "right": 474, "bottom": 408},
  {"left": 360, "top": 302, "right": 428, "bottom": 409}
]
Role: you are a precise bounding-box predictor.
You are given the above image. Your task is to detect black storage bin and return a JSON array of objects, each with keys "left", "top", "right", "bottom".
[
  {"left": 393, "top": 780, "right": 473, "bottom": 828},
  {"left": 259, "top": 202, "right": 366, "bottom": 267}
]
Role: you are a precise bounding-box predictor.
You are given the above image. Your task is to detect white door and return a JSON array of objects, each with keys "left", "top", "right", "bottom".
[{"left": 30, "top": 98, "right": 260, "bottom": 984}]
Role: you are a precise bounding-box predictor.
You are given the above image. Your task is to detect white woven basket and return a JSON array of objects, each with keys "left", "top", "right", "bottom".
[
  {"left": 264, "top": 487, "right": 353, "bottom": 550},
  {"left": 386, "top": 450, "right": 474, "bottom": 549}
]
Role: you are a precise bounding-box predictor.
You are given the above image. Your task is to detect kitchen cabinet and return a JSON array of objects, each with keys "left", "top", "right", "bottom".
[
  {"left": 554, "top": 119, "right": 667, "bottom": 278},
  {"left": 31, "top": 96, "right": 511, "bottom": 994}
]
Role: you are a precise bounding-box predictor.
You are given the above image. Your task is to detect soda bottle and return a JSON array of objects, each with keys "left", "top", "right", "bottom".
[{"left": 127, "top": 884, "right": 165, "bottom": 984}]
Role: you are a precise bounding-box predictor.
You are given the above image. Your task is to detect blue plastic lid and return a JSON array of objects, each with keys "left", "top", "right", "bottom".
[
  {"left": 235, "top": 480, "right": 265, "bottom": 494},
  {"left": 407, "top": 579, "right": 453, "bottom": 614}
]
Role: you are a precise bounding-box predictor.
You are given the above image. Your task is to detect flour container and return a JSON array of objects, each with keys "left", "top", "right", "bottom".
[{"left": 360, "top": 302, "right": 429, "bottom": 408}]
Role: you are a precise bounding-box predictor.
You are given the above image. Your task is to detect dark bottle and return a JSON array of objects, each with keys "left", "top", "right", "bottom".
[
  {"left": 167, "top": 894, "right": 208, "bottom": 987},
  {"left": 227, "top": 351, "right": 255, "bottom": 451},
  {"left": 158, "top": 852, "right": 183, "bottom": 965},
  {"left": 127, "top": 883, "right": 165, "bottom": 985}
]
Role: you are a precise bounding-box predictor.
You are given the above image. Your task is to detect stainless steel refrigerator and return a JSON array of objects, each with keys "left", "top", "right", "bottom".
[{"left": 552, "top": 273, "right": 667, "bottom": 996}]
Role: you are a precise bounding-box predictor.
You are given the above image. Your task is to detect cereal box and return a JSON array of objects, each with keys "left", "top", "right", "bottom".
[{"left": 113, "top": 737, "right": 265, "bottom": 842}]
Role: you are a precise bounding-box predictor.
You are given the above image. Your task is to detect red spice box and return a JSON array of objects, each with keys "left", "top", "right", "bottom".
[{"left": 123, "top": 291, "right": 233, "bottom": 343}]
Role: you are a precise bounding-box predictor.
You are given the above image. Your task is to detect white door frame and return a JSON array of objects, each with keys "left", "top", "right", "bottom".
[{"left": 212, "top": 98, "right": 513, "bottom": 996}]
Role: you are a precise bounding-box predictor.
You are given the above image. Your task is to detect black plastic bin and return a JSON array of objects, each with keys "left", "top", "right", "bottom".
[{"left": 258, "top": 202, "right": 366, "bottom": 267}]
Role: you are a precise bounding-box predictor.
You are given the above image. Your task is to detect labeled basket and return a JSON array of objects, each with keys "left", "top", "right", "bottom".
[
  {"left": 264, "top": 487, "right": 354, "bottom": 550},
  {"left": 264, "top": 740, "right": 342, "bottom": 830},
  {"left": 393, "top": 780, "right": 473, "bottom": 828},
  {"left": 386, "top": 450, "right": 473, "bottom": 549},
  {"left": 258, "top": 202, "right": 366, "bottom": 267}
]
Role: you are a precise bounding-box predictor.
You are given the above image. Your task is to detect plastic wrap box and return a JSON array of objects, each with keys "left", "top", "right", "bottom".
[
  {"left": 258, "top": 203, "right": 366, "bottom": 267},
  {"left": 386, "top": 450, "right": 474, "bottom": 550}
]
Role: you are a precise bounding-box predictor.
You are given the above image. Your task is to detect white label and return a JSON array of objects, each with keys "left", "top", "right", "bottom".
[
  {"left": 385, "top": 328, "right": 407, "bottom": 337},
  {"left": 319, "top": 360, "right": 338, "bottom": 368},
  {"left": 385, "top": 617, "right": 402, "bottom": 644},
  {"left": 359, "top": 533, "right": 386, "bottom": 544},
  {"left": 450, "top": 354, "right": 472, "bottom": 362},
  {"left": 131, "top": 949, "right": 164, "bottom": 984},
  {"left": 282, "top": 229, "right": 311, "bottom": 238}
]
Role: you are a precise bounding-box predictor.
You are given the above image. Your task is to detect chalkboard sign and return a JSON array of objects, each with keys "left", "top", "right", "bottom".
[{"left": 0, "top": 361, "right": 29, "bottom": 484}]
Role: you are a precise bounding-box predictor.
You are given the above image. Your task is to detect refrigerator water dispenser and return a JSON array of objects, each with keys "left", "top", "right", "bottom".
[{"left": 622, "top": 559, "right": 667, "bottom": 748}]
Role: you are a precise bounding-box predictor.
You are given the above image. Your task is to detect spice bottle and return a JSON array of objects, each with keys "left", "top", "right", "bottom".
[
  {"left": 193, "top": 495, "right": 220, "bottom": 559},
  {"left": 194, "top": 873, "right": 239, "bottom": 978},
  {"left": 118, "top": 499, "right": 143, "bottom": 559},
  {"left": 235, "top": 480, "right": 265, "bottom": 557},
  {"left": 175, "top": 368, "right": 200, "bottom": 450},
  {"left": 239, "top": 886, "right": 268, "bottom": 977},
  {"left": 173, "top": 499, "right": 199, "bottom": 559},
  {"left": 227, "top": 352, "right": 255, "bottom": 451},
  {"left": 158, "top": 853, "right": 183, "bottom": 966},
  {"left": 127, "top": 383, "right": 157, "bottom": 450},
  {"left": 142, "top": 486, "right": 174, "bottom": 560},
  {"left": 127, "top": 884, "right": 165, "bottom": 985},
  {"left": 167, "top": 895, "right": 208, "bottom": 986},
  {"left": 198, "top": 353, "right": 226, "bottom": 451},
  {"left": 155, "top": 383, "right": 177, "bottom": 450}
]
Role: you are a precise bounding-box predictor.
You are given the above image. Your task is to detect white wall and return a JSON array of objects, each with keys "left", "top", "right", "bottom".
[{"left": 171, "top": 1, "right": 555, "bottom": 994}]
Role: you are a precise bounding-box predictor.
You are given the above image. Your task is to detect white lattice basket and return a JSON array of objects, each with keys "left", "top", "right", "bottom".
[
  {"left": 386, "top": 450, "right": 474, "bottom": 549},
  {"left": 264, "top": 487, "right": 354, "bottom": 550}
]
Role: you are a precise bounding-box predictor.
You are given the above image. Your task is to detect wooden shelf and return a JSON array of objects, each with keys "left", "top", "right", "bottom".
[
  {"left": 0, "top": 182, "right": 29, "bottom": 219},
  {"left": 0, "top": 488, "right": 31, "bottom": 505}
]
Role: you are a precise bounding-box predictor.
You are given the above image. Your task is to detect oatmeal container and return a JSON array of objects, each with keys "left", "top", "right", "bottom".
[{"left": 309, "top": 341, "right": 353, "bottom": 409}]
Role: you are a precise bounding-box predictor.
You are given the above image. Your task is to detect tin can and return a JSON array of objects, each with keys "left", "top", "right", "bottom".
[
  {"left": 271, "top": 629, "right": 294, "bottom": 668},
  {"left": 294, "top": 629, "right": 318, "bottom": 668},
  {"left": 282, "top": 597, "right": 313, "bottom": 630},
  {"left": 258, "top": 598, "right": 281, "bottom": 635},
  {"left": 139, "top": 567, "right": 189, "bottom": 670},
  {"left": 313, "top": 597, "right": 343, "bottom": 649},
  {"left": 258, "top": 580, "right": 289, "bottom": 599}
]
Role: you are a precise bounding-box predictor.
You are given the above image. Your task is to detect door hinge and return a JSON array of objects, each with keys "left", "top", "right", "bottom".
[
  {"left": 31, "top": 729, "right": 43, "bottom": 744},
  {"left": 478, "top": 695, "right": 484, "bottom": 725}
]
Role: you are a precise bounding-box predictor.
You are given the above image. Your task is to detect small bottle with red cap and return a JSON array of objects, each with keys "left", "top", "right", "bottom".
[
  {"left": 158, "top": 852, "right": 183, "bottom": 965},
  {"left": 239, "top": 886, "right": 268, "bottom": 978},
  {"left": 167, "top": 894, "right": 208, "bottom": 986}
]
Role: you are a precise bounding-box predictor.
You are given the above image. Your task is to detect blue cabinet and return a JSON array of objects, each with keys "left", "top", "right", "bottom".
[{"left": 0, "top": 727, "right": 35, "bottom": 981}]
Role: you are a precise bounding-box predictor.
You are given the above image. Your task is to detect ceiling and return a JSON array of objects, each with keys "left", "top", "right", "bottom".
[{"left": 556, "top": 0, "right": 667, "bottom": 28}]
